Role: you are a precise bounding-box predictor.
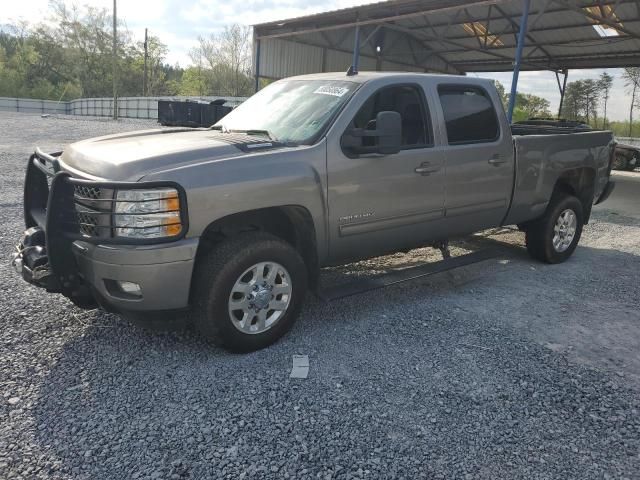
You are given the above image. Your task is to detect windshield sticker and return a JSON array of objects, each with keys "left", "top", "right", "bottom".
[{"left": 313, "top": 85, "right": 350, "bottom": 97}]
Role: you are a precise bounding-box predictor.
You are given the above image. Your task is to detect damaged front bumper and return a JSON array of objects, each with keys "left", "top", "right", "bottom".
[
  {"left": 11, "top": 226, "right": 53, "bottom": 288},
  {"left": 11, "top": 149, "right": 196, "bottom": 312}
]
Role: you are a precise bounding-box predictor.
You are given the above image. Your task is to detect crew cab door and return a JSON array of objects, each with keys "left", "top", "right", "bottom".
[
  {"left": 325, "top": 82, "right": 447, "bottom": 263},
  {"left": 433, "top": 84, "right": 514, "bottom": 233}
]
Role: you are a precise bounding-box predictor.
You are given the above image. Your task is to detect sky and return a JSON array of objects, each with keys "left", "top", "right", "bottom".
[{"left": 2, "top": 0, "right": 635, "bottom": 121}]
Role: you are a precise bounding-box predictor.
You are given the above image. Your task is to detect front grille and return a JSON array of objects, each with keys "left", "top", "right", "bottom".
[
  {"left": 73, "top": 185, "right": 114, "bottom": 238},
  {"left": 74, "top": 185, "right": 102, "bottom": 200},
  {"left": 75, "top": 207, "right": 103, "bottom": 237}
]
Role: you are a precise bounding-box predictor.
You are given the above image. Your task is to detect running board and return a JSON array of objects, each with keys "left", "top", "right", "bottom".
[{"left": 319, "top": 249, "right": 497, "bottom": 302}]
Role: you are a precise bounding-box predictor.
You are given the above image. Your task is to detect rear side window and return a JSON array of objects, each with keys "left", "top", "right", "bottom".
[{"left": 437, "top": 85, "right": 499, "bottom": 145}]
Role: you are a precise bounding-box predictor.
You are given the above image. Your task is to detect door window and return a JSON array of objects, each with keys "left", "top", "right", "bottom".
[
  {"left": 350, "top": 85, "right": 432, "bottom": 150},
  {"left": 437, "top": 85, "right": 500, "bottom": 145}
]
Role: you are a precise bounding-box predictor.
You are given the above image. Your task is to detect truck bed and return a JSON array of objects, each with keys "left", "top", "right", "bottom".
[
  {"left": 511, "top": 124, "right": 595, "bottom": 136},
  {"left": 504, "top": 129, "right": 615, "bottom": 226}
]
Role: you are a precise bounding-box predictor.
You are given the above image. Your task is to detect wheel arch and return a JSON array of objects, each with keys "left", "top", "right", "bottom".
[
  {"left": 552, "top": 167, "right": 596, "bottom": 223},
  {"left": 194, "top": 205, "right": 320, "bottom": 291}
]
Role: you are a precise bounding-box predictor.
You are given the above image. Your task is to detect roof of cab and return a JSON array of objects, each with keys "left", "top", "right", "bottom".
[{"left": 282, "top": 71, "right": 496, "bottom": 87}]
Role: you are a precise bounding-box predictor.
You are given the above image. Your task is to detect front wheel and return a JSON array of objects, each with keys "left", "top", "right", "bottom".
[
  {"left": 525, "top": 193, "right": 584, "bottom": 264},
  {"left": 191, "top": 233, "right": 307, "bottom": 352}
]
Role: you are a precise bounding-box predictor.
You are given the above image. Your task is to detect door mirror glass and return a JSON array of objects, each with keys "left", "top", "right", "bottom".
[{"left": 341, "top": 110, "right": 402, "bottom": 156}]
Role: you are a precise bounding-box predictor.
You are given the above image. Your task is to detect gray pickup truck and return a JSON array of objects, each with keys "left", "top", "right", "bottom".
[{"left": 12, "top": 72, "right": 615, "bottom": 352}]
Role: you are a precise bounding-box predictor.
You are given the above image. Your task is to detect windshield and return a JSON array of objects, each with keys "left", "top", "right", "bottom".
[{"left": 214, "top": 80, "right": 358, "bottom": 145}]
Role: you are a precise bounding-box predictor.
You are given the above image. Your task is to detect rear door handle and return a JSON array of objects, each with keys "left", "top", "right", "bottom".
[
  {"left": 488, "top": 155, "right": 507, "bottom": 166},
  {"left": 415, "top": 162, "right": 440, "bottom": 175}
]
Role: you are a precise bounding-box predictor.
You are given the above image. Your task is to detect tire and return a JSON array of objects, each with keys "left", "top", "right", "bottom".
[
  {"left": 525, "top": 193, "right": 584, "bottom": 264},
  {"left": 191, "top": 232, "right": 307, "bottom": 352},
  {"left": 626, "top": 154, "right": 639, "bottom": 171}
]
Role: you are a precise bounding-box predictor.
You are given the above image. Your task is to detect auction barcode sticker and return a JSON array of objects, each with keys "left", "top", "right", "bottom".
[{"left": 313, "top": 85, "right": 350, "bottom": 97}]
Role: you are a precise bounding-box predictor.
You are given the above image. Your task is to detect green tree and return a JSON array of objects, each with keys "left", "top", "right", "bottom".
[
  {"left": 598, "top": 72, "right": 614, "bottom": 129},
  {"left": 622, "top": 67, "right": 640, "bottom": 137},
  {"left": 506, "top": 91, "right": 551, "bottom": 119},
  {"left": 189, "top": 24, "right": 253, "bottom": 97},
  {"left": 494, "top": 80, "right": 507, "bottom": 110},
  {"left": 518, "top": 93, "right": 551, "bottom": 118},
  {"left": 0, "top": 2, "right": 182, "bottom": 101},
  {"left": 582, "top": 79, "right": 600, "bottom": 124}
]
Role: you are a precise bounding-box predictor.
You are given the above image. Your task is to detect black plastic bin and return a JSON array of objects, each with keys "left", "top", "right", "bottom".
[{"left": 158, "top": 99, "right": 232, "bottom": 127}]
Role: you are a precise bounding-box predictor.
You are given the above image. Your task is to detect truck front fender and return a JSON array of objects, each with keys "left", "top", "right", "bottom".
[{"left": 140, "top": 145, "right": 329, "bottom": 264}]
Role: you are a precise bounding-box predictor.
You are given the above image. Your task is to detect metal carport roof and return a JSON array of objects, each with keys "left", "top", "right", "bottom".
[{"left": 252, "top": 1, "right": 640, "bottom": 120}]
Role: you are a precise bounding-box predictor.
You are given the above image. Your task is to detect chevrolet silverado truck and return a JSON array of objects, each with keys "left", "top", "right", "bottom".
[{"left": 11, "top": 72, "right": 616, "bottom": 352}]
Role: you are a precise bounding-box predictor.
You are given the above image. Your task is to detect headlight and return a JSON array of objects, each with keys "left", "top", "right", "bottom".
[{"left": 114, "top": 187, "right": 183, "bottom": 239}]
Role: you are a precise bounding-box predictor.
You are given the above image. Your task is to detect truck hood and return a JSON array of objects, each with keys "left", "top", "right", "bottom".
[{"left": 59, "top": 128, "right": 257, "bottom": 181}]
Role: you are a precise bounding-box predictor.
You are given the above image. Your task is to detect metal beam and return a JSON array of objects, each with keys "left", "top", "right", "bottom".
[
  {"left": 256, "top": 0, "right": 509, "bottom": 40},
  {"left": 273, "top": 36, "right": 451, "bottom": 73},
  {"left": 379, "top": 23, "right": 461, "bottom": 74},
  {"left": 410, "top": 19, "right": 640, "bottom": 44},
  {"left": 556, "top": 69, "right": 568, "bottom": 118},
  {"left": 361, "top": 25, "right": 382, "bottom": 48},
  {"left": 386, "top": 22, "right": 542, "bottom": 72},
  {"left": 401, "top": 0, "right": 639, "bottom": 38},
  {"left": 254, "top": 0, "right": 638, "bottom": 39},
  {"left": 254, "top": 38, "right": 261, "bottom": 92},
  {"left": 492, "top": 3, "right": 555, "bottom": 65},
  {"left": 421, "top": 34, "right": 637, "bottom": 55},
  {"left": 559, "top": 0, "right": 640, "bottom": 41},
  {"left": 507, "top": 0, "right": 531, "bottom": 123},
  {"left": 450, "top": 51, "right": 640, "bottom": 70},
  {"left": 351, "top": 24, "right": 361, "bottom": 74},
  {"left": 429, "top": 0, "right": 637, "bottom": 32}
]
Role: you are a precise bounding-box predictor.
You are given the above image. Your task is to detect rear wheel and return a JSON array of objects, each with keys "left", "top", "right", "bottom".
[
  {"left": 192, "top": 233, "right": 307, "bottom": 352},
  {"left": 525, "top": 193, "right": 584, "bottom": 264}
]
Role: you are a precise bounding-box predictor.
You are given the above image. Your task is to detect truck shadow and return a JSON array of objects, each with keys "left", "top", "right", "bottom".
[{"left": 29, "top": 238, "right": 640, "bottom": 477}]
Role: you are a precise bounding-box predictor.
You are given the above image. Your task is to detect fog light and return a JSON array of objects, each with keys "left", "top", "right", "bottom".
[{"left": 118, "top": 281, "right": 142, "bottom": 296}]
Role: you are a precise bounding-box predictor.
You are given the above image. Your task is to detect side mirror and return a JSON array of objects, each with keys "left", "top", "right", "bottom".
[{"left": 341, "top": 110, "right": 402, "bottom": 156}]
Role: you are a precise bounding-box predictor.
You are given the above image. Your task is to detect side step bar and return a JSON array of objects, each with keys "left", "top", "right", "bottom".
[{"left": 319, "top": 249, "right": 497, "bottom": 302}]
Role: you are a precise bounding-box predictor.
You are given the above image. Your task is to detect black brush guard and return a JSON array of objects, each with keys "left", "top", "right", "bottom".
[{"left": 14, "top": 149, "right": 188, "bottom": 309}]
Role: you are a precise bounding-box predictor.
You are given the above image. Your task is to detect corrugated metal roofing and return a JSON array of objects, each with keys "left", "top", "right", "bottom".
[{"left": 253, "top": 0, "right": 640, "bottom": 78}]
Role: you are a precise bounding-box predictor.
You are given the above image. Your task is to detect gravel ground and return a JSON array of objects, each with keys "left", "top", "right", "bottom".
[{"left": 1, "top": 111, "right": 639, "bottom": 479}]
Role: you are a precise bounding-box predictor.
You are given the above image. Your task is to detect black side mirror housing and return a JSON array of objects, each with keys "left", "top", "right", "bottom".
[{"left": 341, "top": 110, "right": 402, "bottom": 156}]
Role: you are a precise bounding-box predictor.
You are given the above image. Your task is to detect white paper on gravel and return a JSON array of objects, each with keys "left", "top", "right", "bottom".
[{"left": 290, "top": 355, "right": 309, "bottom": 379}]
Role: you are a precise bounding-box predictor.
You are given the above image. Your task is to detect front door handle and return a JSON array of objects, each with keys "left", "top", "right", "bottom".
[
  {"left": 415, "top": 162, "right": 440, "bottom": 175},
  {"left": 488, "top": 155, "right": 507, "bottom": 166}
]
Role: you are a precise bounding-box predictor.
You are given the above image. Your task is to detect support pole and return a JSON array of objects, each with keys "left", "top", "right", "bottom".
[
  {"left": 557, "top": 70, "right": 568, "bottom": 119},
  {"left": 351, "top": 24, "right": 361, "bottom": 75},
  {"left": 112, "top": 0, "right": 118, "bottom": 120},
  {"left": 507, "top": 0, "right": 530, "bottom": 123},
  {"left": 143, "top": 28, "right": 148, "bottom": 96},
  {"left": 254, "top": 39, "right": 261, "bottom": 93}
]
